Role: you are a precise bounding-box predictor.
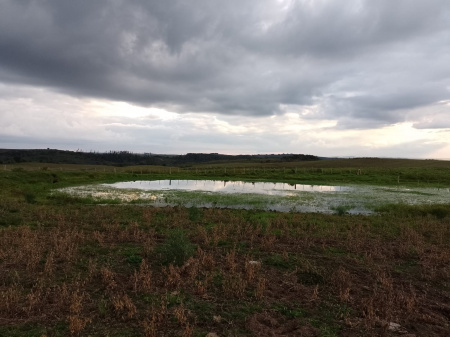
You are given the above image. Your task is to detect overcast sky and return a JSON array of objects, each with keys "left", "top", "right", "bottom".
[{"left": 1, "top": 0, "right": 449, "bottom": 158}]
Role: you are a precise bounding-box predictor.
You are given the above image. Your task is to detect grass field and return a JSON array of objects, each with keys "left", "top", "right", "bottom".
[
  {"left": 3, "top": 157, "right": 450, "bottom": 187},
  {"left": 1, "top": 159, "right": 449, "bottom": 336}
]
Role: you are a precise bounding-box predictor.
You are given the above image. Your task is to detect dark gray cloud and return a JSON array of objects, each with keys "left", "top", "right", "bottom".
[{"left": 0, "top": 0, "right": 450, "bottom": 127}]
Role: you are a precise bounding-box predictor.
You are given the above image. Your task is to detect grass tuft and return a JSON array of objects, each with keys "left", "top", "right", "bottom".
[{"left": 156, "top": 229, "right": 196, "bottom": 266}]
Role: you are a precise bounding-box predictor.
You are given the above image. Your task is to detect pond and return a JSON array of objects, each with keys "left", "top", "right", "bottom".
[
  {"left": 108, "top": 180, "right": 352, "bottom": 194},
  {"left": 58, "top": 180, "right": 450, "bottom": 214}
]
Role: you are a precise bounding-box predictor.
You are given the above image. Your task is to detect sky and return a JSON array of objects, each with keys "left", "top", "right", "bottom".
[{"left": 1, "top": 0, "right": 450, "bottom": 159}]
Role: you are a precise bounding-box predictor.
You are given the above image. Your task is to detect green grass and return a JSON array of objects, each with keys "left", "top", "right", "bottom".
[
  {"left": 155, "top": 228, "right": 196, "bottom": 266},
  {"left": 0, "top": 321, "right": 69, "bottom": 337},
  {"left": 272, "top": 303, "right": 309, "bottom": 319}
]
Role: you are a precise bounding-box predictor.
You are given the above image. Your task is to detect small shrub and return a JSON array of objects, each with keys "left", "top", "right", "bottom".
[
  {"left": 46, "top": 193, "right": 95, "bottom": 205},
  {"left": 156, "top": 229, "right": 196, "bottom": 266},
  {"left": 24, "top": 192, "right": 36, "bottom": 204},
  {"left": 427, "top": 206, "right": 449, "bottom": 219},
  {"left": 272, "top": 304, "right": 308, "bottom": 319},
  {"left": 188, "top": 207, "right": 203, "bottom": 222},
  {"left": 265, "top": 253, "right": 290, "bottom": 269},
  {"left": 297, "top": 271, "right": 324, "bottom": 286},
  {"left": 0, "top": 215, "right": 22, "bottom": 227},
  {"left": 331, "top": 205, "right": 350, "bottom": 216},
  {"left": 126, "top": 255, "right": 143, "bottom": 266}
]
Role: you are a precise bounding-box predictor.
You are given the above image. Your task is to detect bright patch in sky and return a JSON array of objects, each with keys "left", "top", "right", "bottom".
[{"left": 94, "top": 100, "right": 178, "bottom": 121}]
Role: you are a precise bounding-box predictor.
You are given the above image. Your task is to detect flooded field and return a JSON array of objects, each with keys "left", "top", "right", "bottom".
[
  {"left": 109, "top": 180, "right": 351, "bottom": 194},
  {"left": 58, "top": 179, "right": 450, "bottom": 214}
]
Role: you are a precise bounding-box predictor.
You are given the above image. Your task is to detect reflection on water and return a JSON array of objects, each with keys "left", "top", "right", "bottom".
[
  {"left": 104, "top": 180, "right": 351, "bottom": 196},
  {"left": 58, "top": 180, "right": 449, "bottom": 215}
]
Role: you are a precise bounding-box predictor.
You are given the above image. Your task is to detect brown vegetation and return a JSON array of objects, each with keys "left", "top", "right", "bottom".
[{"left": 1, "top": 201, "right": 449, "bottom": 336}]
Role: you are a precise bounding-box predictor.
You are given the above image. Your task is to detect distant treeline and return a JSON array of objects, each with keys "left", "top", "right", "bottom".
[{"left": 0, "top": 149, "right": 319, "bottom": 166}]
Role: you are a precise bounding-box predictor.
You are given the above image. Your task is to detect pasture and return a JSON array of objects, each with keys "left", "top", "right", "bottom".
[{"left": 1, "top": 159, "right": 449, "bottom": 336}]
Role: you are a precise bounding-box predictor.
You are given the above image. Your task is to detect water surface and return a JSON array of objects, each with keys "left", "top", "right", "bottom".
[
  {"left": 58, "top": 179, "right": 450, "bottom": 214},
  {"left": 109, "top": 180, "right": 351, "bottom": 195}
]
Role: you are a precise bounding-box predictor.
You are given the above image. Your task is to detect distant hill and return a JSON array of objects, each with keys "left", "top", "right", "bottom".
[{"left": 0, "top": 149, "right": 319, "bottom": 166}]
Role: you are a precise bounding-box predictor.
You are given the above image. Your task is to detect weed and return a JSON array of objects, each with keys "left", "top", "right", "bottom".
[
  {"left": 156, "top": 229, "right": 196, "bottom": 266},
  {"left": 428, "top": 205, "right": 449, "bottom": 219},
  {"left": 331, "top": 205, "right": 350, "bottom": 216},
  {"left": 212, "top": 272, "right": 224, "bottom": 288},
  {"left": 163, "top": 264, "right": 182, "bottom": 289},
  {"left": 24, "top": 191, "right": 36, "bottom": 204},
  {"left": 188, "top": 206, "right": 203, "bottom": 222},
  {"left": 126, "top": 254, "right": 143, "bottom": 266},
  {"left": 297, "top": 270, "right": 324, "bottom": 286},
  {"left": 0, "top": 323, "right": 49, "bottom": 337},
  {"left": 131, "top": 259, "right": 152, "bottom": 292},
  {"left": 254, "top": 277, "right": 266, "bottom": 299},
  {"left": 223, "top": 273, "right": 247, "bottom": 298},
  {"left": 111, "top": 293, "right": 137, "bottom": 319},
  {"left": 272, "top": 303, "right": 308, "bottom": 319},
  {"left": 0, "top": 214, "right": 22, "bottom": 227},
  {"left": 265, "top": 253, "right": 292, "bottom": 269}
]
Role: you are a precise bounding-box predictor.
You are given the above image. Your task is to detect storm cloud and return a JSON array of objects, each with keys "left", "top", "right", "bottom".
[{"left": 0, "top": 0, "right": 449, "bottom": 157}]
